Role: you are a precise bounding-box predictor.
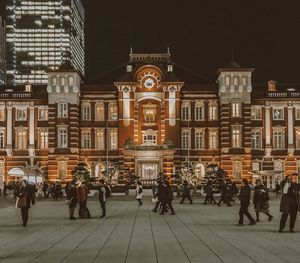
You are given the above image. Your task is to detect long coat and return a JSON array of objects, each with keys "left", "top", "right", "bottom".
[{"left": 279, "top": 181, "right": 300, "bottom": 213}]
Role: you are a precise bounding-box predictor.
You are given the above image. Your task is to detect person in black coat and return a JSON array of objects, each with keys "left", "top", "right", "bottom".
[
  {"left": 160, "top": 180, "right": 175, "bottom": 215},
  {"left": 253, "top": 179, "right": 273, "bottom": 222},
  {"left": 279, "top": 175, "right": 300, "bottom": 233},
  {"left": 16, "top": 179, "right": 36, "bottom": 227},
  {"left": 237, "top": 178, "right": 256, "bottom": 226}
]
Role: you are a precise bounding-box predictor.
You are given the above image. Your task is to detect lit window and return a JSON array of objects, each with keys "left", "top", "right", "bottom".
[
  {"left": 195, "top": 129, "right": 205, "bottom": 149},
  {"left": 208, "top": 103, "right": 218, "bottom": 120},
  {"left": 109, "top": 129, "right": 118, "bottom": 150},
  {"left": 95, "top": 102, "right": 105, "bottom": 121},
  {"left": 273, "top": 108, "right": 284, "bottom": 120},
  {"left": 181, "top": 102, "right": 191, "bottom": 121},
  {"left": 95, "top": 129, "right": 105, "bottom": 150},
  {"left": 15, "top": 128, "right": 27, "bottom": 149},
  {"left": 81, "top": 130, "right": 91, "bottom": 149},
  {"left": 232, "top": 102, "right": 241, "bottom": 117},
  {"left": 108, "top": 102, "right": 118, "bottom": 121},
  {"left": 251, "top": 129, "right": 262, "bottom": 149},
  {"left": 208, "top": 130, "right": 218, "bottom": 149},
  {"left": 39, "top": 129, "right": 48, "bottom": 149},
  {"left": 38, "top": 108, "right": 48, "bottom": 120},
  {"left": 195, "top": 102, "right": 204, "bottom": 121},
  {"left": 16, "top": 108, "right": 27, "bottom": 121},
  {"left": 251, "top": 108, "right": 262, "bottom": 120},
  {"left": 232, "top": 126, "right": 242, "bottom": 148},
  {"left": 273, "top": 130, "right": 285, "bottom": 149},
  {"left": 58, "top": 127, "right": 68, "bottom": 148},
  {"left": 81, "top": 103, "right": 91, "bottom": 121},
  {"left": 58, "top": 102, "right": 68, "bottom": 118},
  {"left": 0, "top": 129, "right": 5, "bottom": 149},
  {"left": 181, "top": 129, "right": 190, "bottom": 149},
  {"left": 0, "top": 109, "right": 5, "bottom": 121}
]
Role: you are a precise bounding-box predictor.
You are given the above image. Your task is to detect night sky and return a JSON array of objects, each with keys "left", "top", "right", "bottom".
[{"left": 84, "top": 0, "right": 300, "bottom": 84}]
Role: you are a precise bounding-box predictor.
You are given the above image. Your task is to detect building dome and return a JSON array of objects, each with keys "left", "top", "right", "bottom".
[{"left": 225, "top": 60, "right": 241, "bottom": 69}]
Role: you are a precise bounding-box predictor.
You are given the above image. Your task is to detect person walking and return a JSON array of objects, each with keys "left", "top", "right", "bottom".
[
  {"left": 279, "top": 175, "right": 300, "bottom": 233},
  {"left": 136, "top": 181, "right": 143, "bottom": 206},
  {"left": 237, "top": 178, "right": 256, "bottom": 226},
  {"left": 66, "top": 179, "right": 78, "bottom": 220},
  {"left": 180, "top": 180, "right": 193, "bottom": 204},
  {"left": 253, "top": 179, "right": 273, "bottom": 222},
  {"left": 98, "top": 179, "right": 108, "bottom": 219},
  {"left": 16, "top": 179, "right": 36, "bottom": 227},
  {"left": 160, "top": 180, "right": 175, "bottom": 215}
]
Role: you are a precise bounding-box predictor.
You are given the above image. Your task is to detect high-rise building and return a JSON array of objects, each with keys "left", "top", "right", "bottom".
[
  {"left": 5, "top": 0, "right": 85, "bottom": 85},
  {"left": 0, "top": 16, "right": 5, "bottom": 85}
]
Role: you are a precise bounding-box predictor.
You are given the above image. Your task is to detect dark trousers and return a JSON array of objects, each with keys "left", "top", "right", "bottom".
[
  {"left": 180, "top": 194, "right": 193, "bottom": 204},
  {"left": 239, "top": 201, "right": 255, "bottom": 224},
  {"left": 280, "top": 205, "right": 298, "bottom": 231},
  {"left": 100, "top": 200, "right": 106, "bottom": 217},
  {"left": 21, "top": 207, "right": 29, "bottom": 226},
  {"left": 160, "top": 201, "right": 174, "bottom": 215}
]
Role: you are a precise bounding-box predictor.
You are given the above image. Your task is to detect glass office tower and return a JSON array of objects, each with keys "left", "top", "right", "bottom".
[
  {"left": 0, "top": 16, "right": 5, "bottom": 85},
  {"left": 5, "top": 0, "right": 85, "bottom": 85}
]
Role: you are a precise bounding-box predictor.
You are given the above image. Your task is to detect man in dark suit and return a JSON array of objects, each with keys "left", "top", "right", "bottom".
[
  {"left": 279, "top": 174, "right": 300, "bottom": 233},
  {"left": 238, "top": 178, "right": 256, "bottom": 226}
]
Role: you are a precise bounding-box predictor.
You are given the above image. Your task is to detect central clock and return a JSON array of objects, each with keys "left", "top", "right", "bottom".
[{"left": 144, "top": 78, "right": 155, "bottom": 89}]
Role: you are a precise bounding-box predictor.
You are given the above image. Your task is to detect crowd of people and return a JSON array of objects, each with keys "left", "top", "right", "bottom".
[{"left": 1, "top": 173, "right": 300, "bottom": 233}]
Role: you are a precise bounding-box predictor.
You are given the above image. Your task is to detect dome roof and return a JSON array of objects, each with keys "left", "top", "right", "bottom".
[{"left": 225, "top": 60, "right": 241, "bottom": 69}]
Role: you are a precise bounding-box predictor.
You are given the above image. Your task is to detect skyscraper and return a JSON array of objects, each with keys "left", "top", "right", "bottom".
[
  {"left": 5, "top": 0, "right": 85, "bottom": 85},
  {"left": 0, "top": 16, "right": 5, "bottom": 85}
]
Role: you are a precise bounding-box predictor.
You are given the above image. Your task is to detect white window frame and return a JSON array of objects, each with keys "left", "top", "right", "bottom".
[{"left": 58, "top": 102, "right": 68, "bottom": 118}]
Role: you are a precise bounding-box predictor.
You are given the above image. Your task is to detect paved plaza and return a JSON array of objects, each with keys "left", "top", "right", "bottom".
[{"left": 0, "top": 196, "right": 300, "bottom": 263}]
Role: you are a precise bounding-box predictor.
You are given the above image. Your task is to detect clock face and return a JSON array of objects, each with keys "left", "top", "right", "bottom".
[{"left": 144, "top": 78, "right": 155, "bottom": 89}]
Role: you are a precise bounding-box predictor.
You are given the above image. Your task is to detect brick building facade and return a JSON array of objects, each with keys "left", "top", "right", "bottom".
[{"left": 0, "top": 52, "right": 300, "bottom": 188}]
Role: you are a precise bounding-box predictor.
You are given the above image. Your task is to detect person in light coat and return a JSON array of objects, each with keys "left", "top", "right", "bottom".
[{"left": 136, "top": 181, "right": 143, "bottom": 206}]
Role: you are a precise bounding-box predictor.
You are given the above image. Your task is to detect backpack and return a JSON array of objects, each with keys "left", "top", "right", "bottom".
[
  {"left": 104, "top": 185, "right": 111, "bottom": 198},
  {"left": 138, "top": 185, "right": 143, "bottom": 194}
]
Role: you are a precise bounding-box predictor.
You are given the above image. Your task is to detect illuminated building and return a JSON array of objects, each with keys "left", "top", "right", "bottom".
[{"left": 5, "top": 0, "right": 85, "bottom": 85}]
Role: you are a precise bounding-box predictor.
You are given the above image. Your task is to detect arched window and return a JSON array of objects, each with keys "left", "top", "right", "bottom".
[{"left": 95, "top": 102, "right": 105, "bottom": 121}]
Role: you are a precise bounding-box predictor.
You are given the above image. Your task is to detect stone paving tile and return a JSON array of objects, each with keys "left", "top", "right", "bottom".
[{"left": 0, "top": 196, "right": 300, "bottom": 263}]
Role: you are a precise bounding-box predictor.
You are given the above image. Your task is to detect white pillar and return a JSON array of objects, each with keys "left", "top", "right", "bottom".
[
  {"left": 265, "top": 106, "right": 271, "bottom": 145},
  {"left": 288, "top": 106, "right": 294, "bottom": 146}
]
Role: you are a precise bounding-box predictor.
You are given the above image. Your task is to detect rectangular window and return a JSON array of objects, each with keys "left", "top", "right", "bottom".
[
  {"left": 109, "top": 129, "right": 118, "bottom": 150},
  {"left": 232, "top": 103, "right": 241, "bottom": 117},
  {"left": 251, "top": 130, "right": 262, "bottom": 149},
  {"left": 95, "top": 129, "right": 105, "bottom": 150},
  {"left": 232, "top": 126, "right": 242, "bottom": 148},
  {"left": 95, "top": 102, "right": 105, "bottom": 121},
  {"left": 273, "top": 108, "right": 284, "bottom": 120},
  {"left": 39, "top": 129, "right": 48, "bottom": 149},
  {"left": 181, "top": 103, "right": 190, "bottom": 120},
  {"left": 208, "top": 130, "right": 218, "bottom": 149},
  {"left": 273, "top": 130, "right": 285, "bottom": 149},
  {"left": 58, "top": 127, "right": 68, "bottom": 148},
  {"left": 251, "top": 108, "right": 262, "bottom": 120},
  {"left": 0, "top": 130, "right": 5, "bottom": 149},
  {"left": 195, "top": 129, "right": 205, "bottom": 149},
  {"left": 16, "top": 108, "right": 27, "bottom": 121},
  {"left": 38, "top": 108, "right": 48, "bottom": 120},
  {"left": 16, "top": 129, "right": 27, "bottom": 149},
  {"left": 208, "top": 105, "right": 217, "bottom": 120},
  {"left": 195, "top": 104, "right": 204, "bottom": 121},
  {"left": 181, "top": 129, "right": 190, "bottom": 150},
  {"left": 0, "top": 109, "right": 5, "bottom": 121},
  {"left": 82, "top": 104, "right": 91, "bottom": 121},
  {"left": 58, "top": 103, "right": 68, "bottom": 118},
  {"left": 81, "top": 131, "right": 91, "bottom": 149}
]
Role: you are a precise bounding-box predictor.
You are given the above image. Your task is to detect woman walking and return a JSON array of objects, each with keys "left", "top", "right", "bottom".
[
  {"left": 253, "top": 179, "right": 273, "bottom": 222},
  {"left": 16, "top": 179, "right": 36, "bottom": 227}
]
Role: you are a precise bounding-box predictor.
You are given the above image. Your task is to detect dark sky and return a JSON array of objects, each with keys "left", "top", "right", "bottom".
[{"left": 84, "top": 0, "right": 300, "bottom": 84}]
